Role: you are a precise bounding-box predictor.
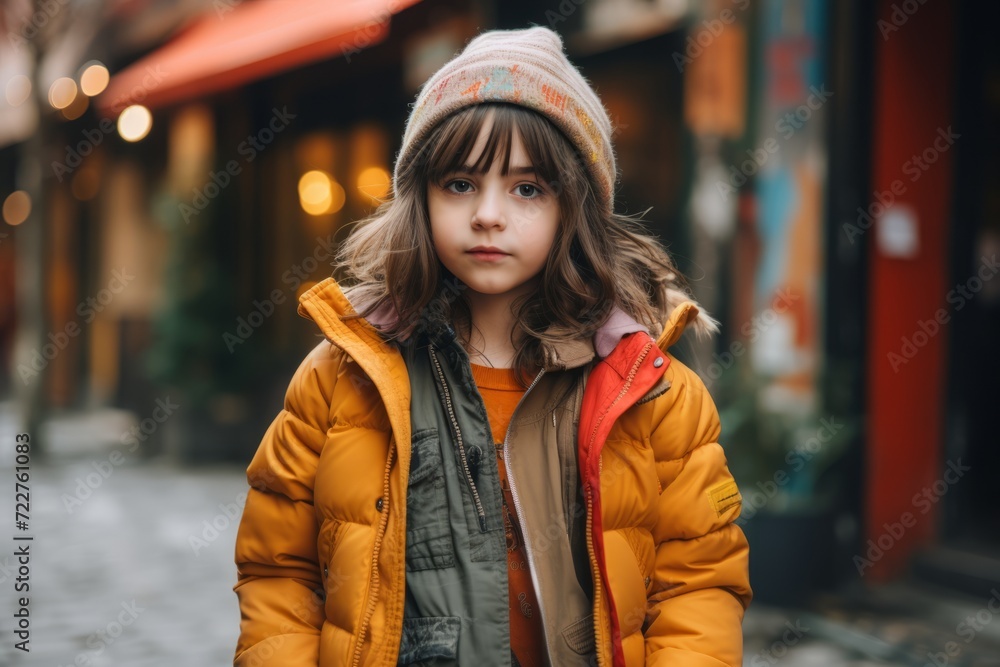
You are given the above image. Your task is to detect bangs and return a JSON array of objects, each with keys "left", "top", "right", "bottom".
[{"left": 423, "top": 103, "right": 568, "bottom": 187}]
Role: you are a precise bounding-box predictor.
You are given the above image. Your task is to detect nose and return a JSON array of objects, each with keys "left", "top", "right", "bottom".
[{"left": 471, "top": 185, "right": 505, "bottom": 231}]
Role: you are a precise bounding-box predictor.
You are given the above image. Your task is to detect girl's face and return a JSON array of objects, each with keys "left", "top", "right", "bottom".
[{"left": 426, "top": 113, "right": 560, "bottom": 305}]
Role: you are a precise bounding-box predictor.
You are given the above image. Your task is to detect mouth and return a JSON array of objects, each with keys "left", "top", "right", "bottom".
[{"left": 466, "top": 246, "right": 510, "bottom": 261}]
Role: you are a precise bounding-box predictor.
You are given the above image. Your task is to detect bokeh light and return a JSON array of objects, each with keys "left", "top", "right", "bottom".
[
  {"left": 5, "top": 74, "right": 31, "bottom": 107},
  {"left": 357, "top": 166, "right": 390, "bottom": 202},
  {"left": 48, "top": 77, "right": 78, "bottom": 110},
  {"left": 118, "top": 105, "right": 152, "bottom": 142},
  {"left": 2, "top": 191, "right": 31, "bottom": 225},
  {"left": 79, "top": 62, "right": 110, "bottom": 97},
  {"left": 298, "top": 170, "right": 345, "bottom": 215}
]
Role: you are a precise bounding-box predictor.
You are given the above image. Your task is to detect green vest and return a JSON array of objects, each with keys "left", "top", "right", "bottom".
[{"left": 398, "top": 331, "right": 512, "bottom": 665}]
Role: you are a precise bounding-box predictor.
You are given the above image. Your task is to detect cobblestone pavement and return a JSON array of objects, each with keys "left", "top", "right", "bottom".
[
  {"left": 744, "top": 588, "right": 1000, "bottom": 667},
  {"left": 0, "top": 457, "right": 246, "bottom": 667}
]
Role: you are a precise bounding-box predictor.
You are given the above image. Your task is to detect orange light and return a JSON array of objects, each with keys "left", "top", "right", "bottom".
[
  {"left": 357, "top": 166, "right": 390, "bottom": 202},
  {"left": 79, "top": 62, "right": 110, "bottom": 97},
  {"left": 3, "top": 191, "right": 31, "bottom": 226},
  {"left": 298, "top": 170, "right": 345, "bottom": 215},
  {"left": 327, "top": 180, "right": 346, "bottom": 214}
]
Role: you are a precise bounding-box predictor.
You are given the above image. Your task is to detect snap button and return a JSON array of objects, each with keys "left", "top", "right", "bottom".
[
  {"left": 324, "top": 566, "right": 329, "bottom": 578},
  {"left": 644, "top": 576, "right": 651, "bottom": 587},
  {"left": 375, "top": 497, "right": 384, "bottom": 512},
  {"left": 653, "top": 357, "right": 664, "bottom": 368}
]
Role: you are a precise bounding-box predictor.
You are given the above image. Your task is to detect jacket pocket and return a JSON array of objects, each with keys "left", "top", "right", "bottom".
[
  {"left": 561, "top": 614, "right": 597, "bottom": 656},
  {"left": 397, "top": 615, "right": 461, "bottom": 665},
  {"left": 406, "top": 429, "right": 456, "bottom": 571}
]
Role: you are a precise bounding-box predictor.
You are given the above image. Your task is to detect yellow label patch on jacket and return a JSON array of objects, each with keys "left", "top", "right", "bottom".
[{"left": 708, "top": 481, "right": 742, "bottom": 517}]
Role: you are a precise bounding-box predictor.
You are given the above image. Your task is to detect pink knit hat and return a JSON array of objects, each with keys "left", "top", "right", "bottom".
[{"left": 393, "top": 26, "right": 618, "bottom": 212}]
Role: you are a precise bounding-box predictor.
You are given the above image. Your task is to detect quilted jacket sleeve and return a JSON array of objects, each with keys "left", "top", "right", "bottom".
[
  {"left": 643, "top": 354, "right": 752, "bottom": 667},
  {"left": 233, "top": 342, "right": 340, "bottom": 666}
]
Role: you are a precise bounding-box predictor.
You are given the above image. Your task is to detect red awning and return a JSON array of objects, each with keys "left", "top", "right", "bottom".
[{"left": 97, "top": 0, "right": 421, "bottom": 117}]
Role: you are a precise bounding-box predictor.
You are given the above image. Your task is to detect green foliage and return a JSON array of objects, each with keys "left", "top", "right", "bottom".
[{"left": 716, "top": 358, "right": 858, "bottom": 512}]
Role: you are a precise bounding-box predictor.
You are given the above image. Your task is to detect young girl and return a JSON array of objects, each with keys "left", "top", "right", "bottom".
[{"left": 234, "top": 26, "right": 751, "bottom": 667}]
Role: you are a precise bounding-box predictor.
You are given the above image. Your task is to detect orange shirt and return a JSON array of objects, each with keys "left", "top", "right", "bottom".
[{"left": 469, "top": 363, "right": 549, "bottom": 667}]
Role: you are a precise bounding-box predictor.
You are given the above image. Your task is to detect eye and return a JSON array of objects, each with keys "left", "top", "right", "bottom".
[
  {"left": 444, "top": 179, "right": 473, "bottom": 194},
  {"left": 516, "top": 183, "right": 543, "bottom": 199}
]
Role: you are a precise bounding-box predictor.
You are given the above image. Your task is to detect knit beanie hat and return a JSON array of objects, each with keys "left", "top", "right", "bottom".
[{"left": 393, "top": 26, "right": 618, "bottom": 212}]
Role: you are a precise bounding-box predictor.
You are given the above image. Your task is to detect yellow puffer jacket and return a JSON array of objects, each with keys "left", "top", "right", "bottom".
[{"left": 234, "top": 278, "right": 751, "bottom": 666}]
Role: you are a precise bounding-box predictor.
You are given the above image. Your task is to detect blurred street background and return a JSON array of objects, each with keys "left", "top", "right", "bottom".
[{"left": 1, "top": 0, "right": 999, "bottom": 665}]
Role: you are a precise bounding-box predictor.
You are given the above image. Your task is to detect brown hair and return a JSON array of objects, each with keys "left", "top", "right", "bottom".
[{"left": 338, "top": 103, "right": 716, "bottom": 383}]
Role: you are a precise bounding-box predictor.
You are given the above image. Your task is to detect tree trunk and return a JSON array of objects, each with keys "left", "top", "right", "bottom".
[{"left": 11, "top": 70, "right": 52, "bottom": 460}]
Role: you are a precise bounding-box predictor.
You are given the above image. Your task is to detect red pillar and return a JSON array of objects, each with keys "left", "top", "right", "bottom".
[{"left": 865, "top": 0, "right": 956, "bottom": 580}]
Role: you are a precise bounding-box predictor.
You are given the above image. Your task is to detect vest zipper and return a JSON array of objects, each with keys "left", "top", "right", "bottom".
[
  {"left": 502, "top": 367, "right": 549, "bottom": 658},
  {"left": 428, "top": 346, "right": 489, "bottom": 532}
]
